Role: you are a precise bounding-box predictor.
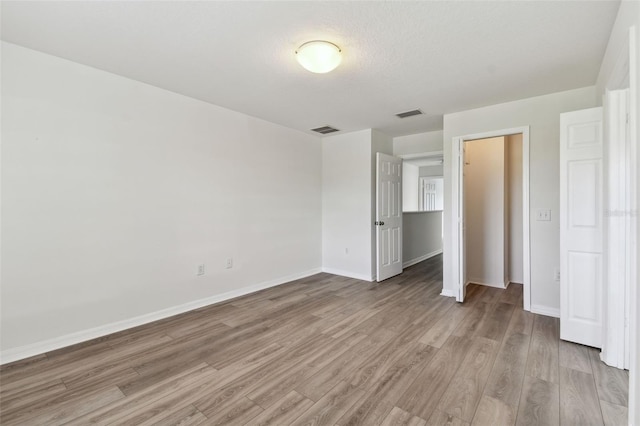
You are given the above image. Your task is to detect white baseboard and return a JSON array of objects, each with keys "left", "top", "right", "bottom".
[
  {"left": 402, "top": 249, "right": 443, "bottom": 268},
  {"left": 440, "top": 288, "right": 457, "bottom": 298},
  {"left": 0, "top": 267, "right": 323, "bottom": 365},
  {"left": 530, "top": 304, "right": 561, "bottom": 318},
  {"left": 467, "top": 278, "right": 507, "bottom": 289},
  {"left": 321, "top": 267, "right": 374, "bottom": 282}
]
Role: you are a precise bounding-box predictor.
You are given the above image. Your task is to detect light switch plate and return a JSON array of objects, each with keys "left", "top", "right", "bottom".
[{"left": 536, "top": 209, "right": 551, "bottom": 221}]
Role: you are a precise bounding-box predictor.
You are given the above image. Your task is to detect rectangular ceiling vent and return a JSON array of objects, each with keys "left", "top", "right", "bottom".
[
  {"left": 311, "top": 125, "right": 340, "bottom": 134},
  {"left": 395, "top": 109, "right": 423, "bottom": 119}
]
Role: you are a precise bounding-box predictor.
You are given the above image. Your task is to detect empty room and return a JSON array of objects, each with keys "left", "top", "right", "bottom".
[{"left": 1, "top": 1, "right": 639, "bottom": 425}]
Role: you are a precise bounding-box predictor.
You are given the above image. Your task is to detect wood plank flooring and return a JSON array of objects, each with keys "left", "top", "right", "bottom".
[{"left": 0, "top": 255, "right": 629, "bottom": 425}]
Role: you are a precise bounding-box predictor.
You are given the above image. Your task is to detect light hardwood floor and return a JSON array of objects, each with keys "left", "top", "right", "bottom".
[{"left": 0, "top": 255, "right": 629, "bottom": 425}]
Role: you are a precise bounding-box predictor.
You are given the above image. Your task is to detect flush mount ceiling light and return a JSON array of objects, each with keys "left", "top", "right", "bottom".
[{"left": 295, "top": 40, "right": 342, "bottom": 74}]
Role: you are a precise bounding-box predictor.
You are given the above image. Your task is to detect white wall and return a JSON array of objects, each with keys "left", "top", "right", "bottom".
[
  {"left": 394, "top": 130, "right": 443, "bottom": 155},
  {"left": 403, "top": 212, "right": 442, "bottom": 267},
  {"left": 1, "top": 42, "right": 322, "bottom": 358},
  {"left": 322, "top": 128, "right": 393, "bottom": 281},
  {"left": 507, "top": 134, "right": 524, "bottom": 283},
  {"left": 596, "top": 1, "right": 639, "bottom": 99},
  {"left": 402, "top": 163, "right": 420, "bottom": 211},
  {"left": 419, "top": 165, "right": 443, "bottom": 177},
  {"left": 464, "top": 137, "right": 506, "bottom": 287},
  {"left": 322, "top": 130, "right": 374, "bottom": 280},
  {"left": 443, "top": 86, "right": 597, "bottom": 313}
]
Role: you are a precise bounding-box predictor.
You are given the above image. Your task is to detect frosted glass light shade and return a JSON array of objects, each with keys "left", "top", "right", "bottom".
[{"left": 296, "top": 41, "right": 342, "bottom": 73}]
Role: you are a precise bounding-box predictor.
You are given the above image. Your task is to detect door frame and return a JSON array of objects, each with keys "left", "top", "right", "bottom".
[
  {"left": 451, "top": 126, "right": 531, "bottom": 309},
  {"left": 628, "top": 25, "right": 638, "bottom": 426},
  {"left": 602, "top": 88, "right": 634, "bottom": 369}
]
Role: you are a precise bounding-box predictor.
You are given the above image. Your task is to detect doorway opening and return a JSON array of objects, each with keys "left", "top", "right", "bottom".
[
  {"left": 452, "top": 126, "right": 531, "bottom": 309},
  {"left": 463, "top": 135, "right": 524, "bottom": 291},
  {"left": 398, "top": 151, "right": 444, "bottom": 270}
]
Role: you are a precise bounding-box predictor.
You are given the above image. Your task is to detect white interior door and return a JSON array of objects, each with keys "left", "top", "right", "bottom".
[
  {"left": 420, "top": 178, "right": 436, "bottom": 210},
  {"left": 457, "top": 140, "right": 467, "bottom": 302},
  {"left": 376, "top": 153, "right": 403, "bottom": 281},
  {"left": 560, "top": 107, "right": 604, "bottom": 348}
]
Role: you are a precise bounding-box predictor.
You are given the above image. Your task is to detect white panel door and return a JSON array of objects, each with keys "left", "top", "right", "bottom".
[
  {"left": 420, "top": 178, "right": 437, "bottom": 211},
  {"left": 560, "top": 107, "right": 603, "bottom": 348},
  {"left": 376, "top": 153, "right": 403, "bottom": 281}
]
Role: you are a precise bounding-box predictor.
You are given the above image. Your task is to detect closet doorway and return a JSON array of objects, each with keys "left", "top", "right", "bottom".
[
  {"left": 452, "top": 127, "right": 530, "bottom": 308},
  {"left": 464, "top": 135, "right": 524, "bottom": 289}
]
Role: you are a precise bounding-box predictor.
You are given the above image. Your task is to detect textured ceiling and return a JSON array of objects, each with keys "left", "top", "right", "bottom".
[{"left": 1, "top": 1, "right": 620, "bottom": 137}]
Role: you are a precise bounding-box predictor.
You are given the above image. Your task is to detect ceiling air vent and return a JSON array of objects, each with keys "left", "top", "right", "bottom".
[
  {"left": 311, "top": 125, "right": 340, "bottom": 134},
  {"left": 395, "top": 109, "right": 423, "bottom": 119}
]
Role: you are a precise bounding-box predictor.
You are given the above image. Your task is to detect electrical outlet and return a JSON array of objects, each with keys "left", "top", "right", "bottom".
[
  {"left": 197, "top": 264, "right": 205, "bottom": 276},
  {"left": 536, "top": 209, "right": 551, "bottom": 221},
  {"left": 554, "top": 268, "right": 560, "bottom": 282},
  {"left": 225, "top": 258, "right": 233, "bottom": 269}
]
